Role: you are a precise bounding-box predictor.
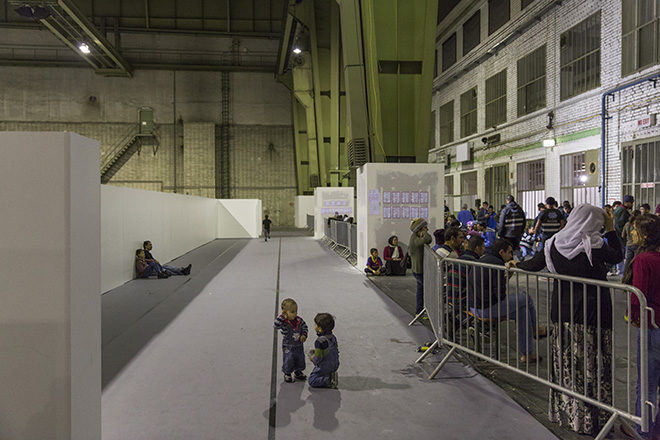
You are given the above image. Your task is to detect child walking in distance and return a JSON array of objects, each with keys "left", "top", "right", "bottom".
[
  {"left": 274, "top": 298, "right": 308, "bottom": 383},
  {"left": 263, "top": 215, "right": 272, "bottom": 242},
  {"left": 308, "top": 313, "right": 340, "bottom": 389}
]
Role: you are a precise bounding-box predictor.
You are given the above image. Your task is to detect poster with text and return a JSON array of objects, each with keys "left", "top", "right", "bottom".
[
  {"left": 392, "top": 191, "right": 400, "bottom": 204},
  {"left": 392, "top": 206, "right": 401, "bottom": 218},
  {"left": 402, "top": 206, "right": 410, "bottom": 219},
  {"left": 401, "top": 191, "right": 410, "bottom": 204},
  {"left": 383, "top": 191, "right": 391, "bottom": 204},
  {"left": 411, "top": 191, "right": 419, "bottom": 204},
  {"left": 383, "top": 206, "right": 391, "bottom": 219}
]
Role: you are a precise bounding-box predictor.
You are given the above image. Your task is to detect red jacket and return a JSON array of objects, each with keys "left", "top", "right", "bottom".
[
  {"left": 630, "top": 251, "right": 660, "bottom": 328},
  {"left": 383, "top": 245, "right": 404, "bottom": 261}
]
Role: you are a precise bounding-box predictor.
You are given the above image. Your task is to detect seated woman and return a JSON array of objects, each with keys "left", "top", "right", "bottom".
[
  {"left": 365, "top": 248, "right": 384, "bottom": 275},
  {"left": 383, "top": 236, "right": 406, "bottom": 275}
]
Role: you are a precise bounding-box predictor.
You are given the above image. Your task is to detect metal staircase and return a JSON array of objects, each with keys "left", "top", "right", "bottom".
[{"left": 100, "top": 126, "right": 158, "bottom": 183}]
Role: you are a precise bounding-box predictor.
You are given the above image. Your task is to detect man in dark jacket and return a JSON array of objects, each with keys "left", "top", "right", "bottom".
[
  {"left": 498, "top": 195, "right": 526, "bottom": 259},
  {"left": 467, "top": 239, "right": 540, "bottom": 361},
  {"left": 613, "top": 195, "right": 634, "bottom": 275},
  {"left": 477, "top": 202, "right": 489, "bottom": 224},
  {"left": 533, "top": 197, "right": 565, "bottom": 250}
]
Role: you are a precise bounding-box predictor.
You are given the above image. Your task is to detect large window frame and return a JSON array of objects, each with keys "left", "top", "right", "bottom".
[
  {"left": 439, "top": 101, "right": 454, "bottom": 146},
  {"left": 486, "top": 69, "right": 507, "bottom": 127},
  {"left": 622, "top": 0, "right": 660, "bottom": 76},
  {"left": 622, "top": 137, "right": 660, "bottom": 208},
  {"left": 460, "top": 171, "right": 478, "bottom": 209},
  {"left": 485, "top": 163, "right": 510, "bottom": 210},
  {"left": 445, "top": 174, "right": 455, "bottom": 212},
  {"left": 460, "top": 87, "right": 478, "bottom": 138},
  {"left": 560, "top": 12, "right": 601, "bottom": 100},
  {"left": 517, "top": 159, "right": 545, "bottom": 219},
  {"left": 517, "top": 45, "right": 547, "bottom": 117},
  {"left": 463, "top": 11, "right": 481, "bottom": 56},
  {"left": 442, "top": 33, "right": 457, "bottom": 72},
  {"left": 560, "top": 151, "right": 600, "bottom": 206},
  {"left": 488, "top": 0, "right": 510, "bottom": 35}
]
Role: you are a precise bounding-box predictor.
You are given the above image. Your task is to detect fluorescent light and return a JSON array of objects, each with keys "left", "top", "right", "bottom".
[
  {"left": 79, "top": 43, "right": 90, "bottom": 54},
  {"left": 579, "top": 175, "right": 588, "bottom": 183},
  {"left": 292, "top": 47, "right": 302, "bottom": 54},
  {"left": 542, "top": 138, "right": 556, "bottom": 147}
]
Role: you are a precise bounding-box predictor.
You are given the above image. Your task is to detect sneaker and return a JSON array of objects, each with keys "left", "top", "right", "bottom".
[
  {"left": 294, "top": 371, "right": 307, "bottom": 380},
  {"left": 157, "top": 272, "right": 170, "bottom": 279},
  {"left": 329, "top": 372, "right": 338, "bottom": 389},
  {"left": 284, "top": 374, "right": 293, "bottom": 383},
  {"left": 182, "top": 264, "right": 192, "bottom": 275}
]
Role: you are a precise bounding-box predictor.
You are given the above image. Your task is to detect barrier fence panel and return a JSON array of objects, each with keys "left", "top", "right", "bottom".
[
  {"left": 336, "top": 221, "right": 349, "bottom": 247},
  {"left": 329, "top": 220, "right": 338, "bottom": 243},
  {"left": 417, "top": 245, "right": 654, "bottom": 439},
  {"left": 306, "top": 214, "right": 314, "bottom": 229},
  {"left": 349, "top": 224, "right": 357, "bottom": 255}
]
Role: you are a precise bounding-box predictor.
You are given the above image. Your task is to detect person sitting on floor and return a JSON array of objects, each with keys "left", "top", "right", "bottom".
[
  {"left": 383, "top": 236, "right": 406, "bottom": 276},
  {"left": 135, "top": 249, "right": 170, "bottom": 279},
  {"left": 143, "top": 240, "right": 191, "bottom": 275},
  {"left": 520, "top": 227, "right": 536, "bottom": 259},
  {"left": 364, "top": 248, "right": 384, "bottom": 275}
]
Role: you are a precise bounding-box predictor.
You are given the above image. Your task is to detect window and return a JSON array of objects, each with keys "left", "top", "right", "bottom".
[
  {"left": 489, "top": 0, "right": 510, "bottom": 35},
  {"left": 521, "top": 0, "right": 535, "bottom": 9},
  {"left": 560, "top": 152, "right": 600, "bottom": 206},
  {"left": 430, "top": 111, "right": 436, "bottom": 150},
  {"left": 442, "top": 33, "right": 457, "bottom": 72},
  {"left": 434, "top": 49, "right": 438, "bottom": 77},
  {"left": 517, "top": 159, "right": 545, "bottom": 219},
  {"left": 460, "top": 171, "right": 478, "bottom": 209},
  {"left": 439, "top": 101, "right": 454, "bottom": 145},
  {"left": 460, "top": 87, "right": 478, "bottom": 137},
  {"left": 439, "top": 0, "right": 461, "bottom": 25},
  {"left": 560, "top": 12, "right": 601, "bottom": 100},
  {"left": 486, "top": 69, "right": 507, "bottom": 127},
  {"left": 622, "top": 0, "right": 660, "bottom": 76},
  {"left": 485, "top": 164, "right": 510, "bottom": 211},
  {"left": 445, "top": 175, "right": 454, "bottom": 212},
  {"left": 463, "top": 11, "right": 481, "bottom": 56},
  {"left": 622, "top": 138, "right": 660, "bottom": 208},
  {"left": 517, "top": 45, "right": 546, "bottom": 116}
]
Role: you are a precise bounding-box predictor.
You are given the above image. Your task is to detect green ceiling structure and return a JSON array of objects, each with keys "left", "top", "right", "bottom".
[{"left": 278, "top": 0, "right": 438, "bottom": 193}]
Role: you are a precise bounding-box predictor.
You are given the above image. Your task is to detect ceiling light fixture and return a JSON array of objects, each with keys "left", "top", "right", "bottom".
[
  {"left": 79, "top": 43, "right": 90, "bottom": 54},
  {"left": 292, "top": 47, "right": 302, "bottom": 54}
]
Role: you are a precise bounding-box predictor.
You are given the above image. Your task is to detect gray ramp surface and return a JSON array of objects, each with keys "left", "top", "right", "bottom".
[{"left": 102, "top": 237, "right": 558, "bottom": 440}]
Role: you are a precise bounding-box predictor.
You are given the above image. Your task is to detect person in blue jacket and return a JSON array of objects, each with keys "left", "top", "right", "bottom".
[
  {"left": 457, "top": 204, "right": 474, "bottom": 228},
  {"left": 308, "top": 313, "right": 340, "bottom": 389}
]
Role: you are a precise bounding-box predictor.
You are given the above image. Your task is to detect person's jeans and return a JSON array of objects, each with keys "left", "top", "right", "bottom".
[
  {"left": 617, "top": 235, "right": 626, "bottom": 275},
  {"left": 413, "top": 273, "right": 424, "bottom": 314},
  {"left": 625, "top": 245, "right": 638, "bottom": 269},
  {"left": 162, "top": 264, "right": 183, "bottom": 275},
  {"left": 472, "top": 292, "right": 537, "bottom": 355},
  {"left": 282, "top": 345, "right": 306, "bottom": 375},
  {"left": 636, "top": 328, "right": 660, "bottom": 438},
  {"left": 140, "top": 261, "right": 162, "bottom": 278},
  {"left": 521, "top": 246, "right": 532, "bottom": 259}
]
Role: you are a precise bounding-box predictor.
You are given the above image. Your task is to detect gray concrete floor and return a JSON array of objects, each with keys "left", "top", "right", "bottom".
[{"left": 102, "top": 234, "right": 558, "bottom": 440}]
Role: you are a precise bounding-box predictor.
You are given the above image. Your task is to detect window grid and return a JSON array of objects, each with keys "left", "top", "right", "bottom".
[
  {"left": 517, "top": 159, "right": 545, "bottom": 219},
  {"left": 439, "top": 101, "right": 454, "bottom": 146},
  {"left": 486, "top": 69, "right": 507, "bottom": 127},
  {"left": 460, "top": 171, "right": 478, "bottom": 209},
  {"left": 460, "top": 87, "right": 478, "bottom": 138},
  {"left": 622, "top": 138, "right": 660, "bottom": 208},
  {"left": 560, "top": 12, "right": 601, "bottom": 100},
  {"left": 485, "top": 164, "right": 510, "bottom": 210},
  {"left": 488, "top": 0, "right": 511, "bottom": 35},
  {"left": 442, "top": 33, "right": 457, "bottom": 72},
  {"left": 517, "top": 45, "right": 546, "bottom": 116},
  {"left": 560, "top": 152, "right": 600, "bottom": 206},
  {"left": 622, "top": 0, "right": 660, "bottom": 76},
  {"left": 445, "top": 175, "right": 455, "bottom": 212},
  {"left": 463, "top": 11, "right": 481, "bottom": 56},
  {"left": 430, "top": 111, "right": 436, "bottom": 150}
]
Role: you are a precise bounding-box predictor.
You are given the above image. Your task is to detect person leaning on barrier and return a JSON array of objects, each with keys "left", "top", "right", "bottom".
[
  {"left": 435, "top": 226, "right": 464, "bottom": 259},
  {"left": 622, "top": 214, "right": 660, "bottom": 439},
  {"left": 514, "top": 204, "right": 622, "bottom": 436},
  {"left": 466, "top": 239, "right": 544, "bottom": 363},
  {"left": 431, "top": 229, "right": 445, "bottom": 252},
  {"left": 409, "top": 218, "right": 432, "bottom": 315}
]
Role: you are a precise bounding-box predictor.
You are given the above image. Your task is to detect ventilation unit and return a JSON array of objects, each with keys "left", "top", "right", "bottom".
[{"left": 348, "top": 137, "right": 368, "bottom": 168}]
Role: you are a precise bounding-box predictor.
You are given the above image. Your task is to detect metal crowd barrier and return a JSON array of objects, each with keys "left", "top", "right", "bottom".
[
  {"left": 322, "top": 218, "right": 357, "bottom": 260},
  {"left": 416, "top": 245, "right": 654, "bottom": 439}
]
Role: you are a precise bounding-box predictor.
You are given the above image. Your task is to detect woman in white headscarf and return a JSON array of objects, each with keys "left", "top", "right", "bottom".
[{"left": 516, "top": 204, "right": 622, "bottom": 436}]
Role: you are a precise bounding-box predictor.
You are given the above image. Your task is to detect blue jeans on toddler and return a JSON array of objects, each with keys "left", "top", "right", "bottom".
[
  {"left": 308, "top": 370, "right": 332, "bottom": 387},
  {"left": 282, "top": 345, "right": 306, "bottom": 375}
]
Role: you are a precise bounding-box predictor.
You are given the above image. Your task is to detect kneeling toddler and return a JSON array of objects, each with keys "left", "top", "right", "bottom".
[{"left": 308, "top": 313, "right": 340, "bottom": 389}]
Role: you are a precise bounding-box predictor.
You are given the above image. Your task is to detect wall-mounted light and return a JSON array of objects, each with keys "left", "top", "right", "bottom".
[
  {"left": 542, "top": 138, "right": 556, "bottom": 147},
  {"left": 78, "top": 43, "right": 90, "bottom": 54},
  {"left": 292, "top": 47, "right": 302, "bottom": 54}
]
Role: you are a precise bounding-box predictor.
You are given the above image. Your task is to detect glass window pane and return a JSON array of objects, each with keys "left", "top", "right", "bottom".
[{"left": 623, "top": 0, "right": 637, "bottom": 34}]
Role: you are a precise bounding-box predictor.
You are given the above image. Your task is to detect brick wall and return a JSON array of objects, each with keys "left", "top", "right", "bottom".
[{"left": 432, "top": 0, "right": 660, "bottom": 209}]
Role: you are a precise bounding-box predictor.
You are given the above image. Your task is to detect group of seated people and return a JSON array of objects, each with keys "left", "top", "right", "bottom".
[
  {"left": 135, "top": 240, "right": 192, "bottom": 279},
  {"left": 364, "top": 235, "right": 407, "bottom": 276}
]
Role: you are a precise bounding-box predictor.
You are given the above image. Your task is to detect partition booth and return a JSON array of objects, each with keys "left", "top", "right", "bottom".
[
  {"left": 356, "top": 163, "right": 444, "bottom": 266},
  {"left": 313, "top": 187, "right": 355, "bottom": 239}
]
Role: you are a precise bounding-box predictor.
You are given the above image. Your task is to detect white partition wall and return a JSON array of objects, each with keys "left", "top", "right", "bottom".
[
  {"left": 294, "top": 195, "right": 315, "bottom": 228},
  {"left": 356, "top": 163, "right": 444, "bottom": 266},
  {"left": 0, "top": 133, "right": 101, "bottom": 440},
  {"left": 314, "top": 187, "right": 355, "bottom": 239},
  {"left": 101, "top": 186, "right": 218, "bottom": 292},
  {"left": 216, "top": 199, "right": 262, "bottom": 238}
]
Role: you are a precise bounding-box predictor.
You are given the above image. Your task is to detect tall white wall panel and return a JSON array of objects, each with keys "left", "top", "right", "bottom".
[
  {"left": 216, "top": 199, "right": 262, "bottom": 239},
  {"left": 313, "top": 187, "right": 355, "bottom": 239},
  {"left": 294, "top": 195, "right": 315, "bottom": 228},
  {"left": 0, "top": 132, "right": 101, "bottom": 440}
]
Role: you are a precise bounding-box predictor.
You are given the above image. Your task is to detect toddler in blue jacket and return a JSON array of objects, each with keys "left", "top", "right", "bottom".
[
  {"left": 274, "top": 298, "right": 308, "bottom": 383},
  {"left": 308, "top": 313, "right": 340, "bottom": 389}
]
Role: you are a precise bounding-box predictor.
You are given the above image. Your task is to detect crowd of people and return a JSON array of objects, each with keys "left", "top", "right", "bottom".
[{"left": 397, "top": 195, "right": 660, "bottom": 438}]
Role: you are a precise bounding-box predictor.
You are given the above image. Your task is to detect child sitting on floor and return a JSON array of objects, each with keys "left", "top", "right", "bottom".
[
  {"left": 364, "top": 248, "right": 384, "bottom": 275},
  {"left": 308, "top": 313, "right": 340, "bottom": 389},
  {"left": 274, "top": 298, "right": 308, "bottom": 383}
]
